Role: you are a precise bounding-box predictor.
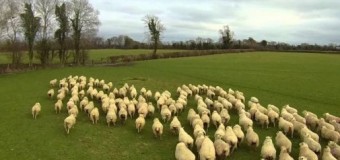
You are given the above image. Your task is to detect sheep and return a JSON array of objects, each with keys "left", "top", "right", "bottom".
[
  {"left": 301, "top": 132, "right": 321, "bottom": 155},
  {"left": 135, "top": 114, "right": 146, "bottom": 133},
  {"left": 267, "top": 104, "right": 280, "bottom": 114},
  {"left": 317, "top": 118, "right": 335, "bottom": 132},
  {"left": 130, "top": 88, "right": 137, "bottom": 99},
  {"left": 321, "top": 126, "right": 340, "bottom": 143},
  {"left": 118, "top": 107, "right": 128, "bottom": 124},
  {"left": 47, "top": 89, "right": 54, "bottom": 99},
  {"left": 278, "top": 117, "right": 294, "bottom": 138},
  {"left": 170, "top": 116, "right": 182, "bottom": 134},
  {"left": 175, "top": 102, "right": 184, "bottom": 114},
  {"left": 214, "top": 139, "right": 230, "bottom": 160},
  {"left": 187, "top": 109, "right": 196, "bottom": 124},
  {"left": 178, "top": 127, "right": 194, "bottom": 149},
  {"left": 324, "top": 113, "right": 340, "bottom": 123},
  {"left": 213, "top": 101, "right": 223, "bottom": 112},
  {"left": 31, "top": 102, "right": 41, "bottom": 119},
  {"left": 214, "top": 124, "right": 225, "bottom": 140},
  {"left": 330, "top": 120, "right": 340, "bottom": 133},
  {"left": 275, "top": 131, "right": 292, "bottom": 153},
  {"left": 261, "top": 136, "right": 276, "bottom": 160},
  {"left": 283, "top": 104, "right": 298, "bottom": 114},
  {"left": 84, "top": 101, "right": 94, "bottom": 115},
  {"left": 220, "top": 108, "right": 230, "bottom": 125},
  {"left": 291, "top": 119, "right": 306, "bottom": 133},
  {"left": 79, "top": 97, "right": 89, "bottom": 111},
  {"left": 90, "top": 107, "right": 99, "bottom": 124},
  {"left": 106, "top": 109, "right": 117, "bottom": 127},
  {"left": 64, "top": 114, "right": 76, "bottom": 134},
  {"left": 293, "top": 113, "right": 306, "bottom": 124},
  {"left": 328, "top": 141, "right": 340, "bottom": 159},
  {"left": 250, "top": 96, "right": 259, "bottom": 103},
  {"left": 54, "top": 100, "right": 63, "bottom": 114},
  {"left": 175, "top": 142, "right": 195, "bottom": 160},
  {"left": 322, "top": 146, "right": 337, "bottom": 160},
  {"left": 303, "top": 111, "right": 319, "bottom": 129},
  {"left": 145, "top": 90, "right": 152, "bottom": 100},
  {"left": 239, "top": 112, "right": 253, "bottom": 131},
  {"left": 68, "top": 105, "right": 79, "bottom": 117},
  {"left": 267, "top": 108, "right": 279, "bottom": 127},
  {"left": 281, "top": 108, "right": 294, "bottom": 122},
  {"left": 279, "top": 146, "right": 293, "bottom": 160},
  {"left": 66, "top": 99, "right": 75, "bottom": 111},
  {"left": 57, "top": 92, "right": 65, "bottom": 101},
  {"left": 199, "top": 136, "right": 216, "bottom": 160},
  {"left": 299, "top": 142, "right": 318, "bottom": 160},
  {"left": 223, "top": 126, "right": 238, "bottom": 153},
  {"left": 245, "top": 127, "right": 260, "bottom": 149},
  {"left": 201, "top": 111, "right": 210, "bottom": 131},
  {"left": 234, "top": 100, "right": 245, "bottom": 113},
  {"left": 255, "top": 110, "right": 269, "bottom": 128},
  {"left": 147, "top": 102, "right": 155, "bottom": 116},
  {"left": 138, "top": 103, "right": 148, "bottom": 118},
  {"left": 127, "top": 102, "right": 136, "bottom": 119},
  {"left": 300, "top": 126, "right": 319, "bottom": 142},
  {"left": 161, "top": 105, "right": 171, "bottom": 123},
  {"left": 152, "top": 118, "right": 163, "bottom": 139},
  {"left": 210, "top": 111, "right": 222, "bottom": 129},
  {"left": 50, "top": 79, "right": 57, "bottom": 87},
  {"left": 191, "top": 114, "right": 204, "bottom": 129},
  {"left": 195, "top": 134, "right": 205, "bottom": 152},
  {"left": 169, "top": 104, "right": 177, "bottom": 116},
  {"left": 233, "top": 124, "right": 244, "bottom": 146}
]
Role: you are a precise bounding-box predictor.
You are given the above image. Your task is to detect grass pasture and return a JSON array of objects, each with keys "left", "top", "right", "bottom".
[{"left": 0, "top": 52, "right": 339, "bottom": 159}]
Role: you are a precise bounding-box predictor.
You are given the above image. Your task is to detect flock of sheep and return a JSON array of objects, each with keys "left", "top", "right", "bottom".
[{"left": 30, "top": 75, "right": 340, "bottom": 160}]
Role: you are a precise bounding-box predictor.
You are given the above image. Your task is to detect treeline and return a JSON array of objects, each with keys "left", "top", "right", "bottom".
[{"left": 0, "top": 0, "right": 99, "bottom": 67}]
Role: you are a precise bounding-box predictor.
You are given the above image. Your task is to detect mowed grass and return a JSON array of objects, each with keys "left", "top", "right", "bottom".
[
  {"left": 0, "top": 49, "right": 188, "bottom": 64},
  {"left": 0, "top": 52, "right": 339, "bottom": 160}
]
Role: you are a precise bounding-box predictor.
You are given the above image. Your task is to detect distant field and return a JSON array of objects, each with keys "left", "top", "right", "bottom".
[
  {"left": 0, "top": 52, "right": 339, "bottom": 160},
  {"left": 0, "top": 49, "right": 188, "bottom": 64}
]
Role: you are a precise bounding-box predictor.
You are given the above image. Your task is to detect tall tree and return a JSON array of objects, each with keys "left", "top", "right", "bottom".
[
  {"left": 35, "top": 0, "right": 59, "bottom": 66},
  {"left": 20, "top": 3, "right": 41, "bottom": 67},
  {"left": 55, "top": 2, "right": 69, "bottom": 65},
  {"left": 142, "top": 15, "right": 165, "bottom": 58},
  {"left": 219, "top": 25, "right": 234, "bottom": 49},
  {"left": 0, "top": 0, "right": 23, "bottom": 66},
  {"left": 70, "top": 0, "right": 100, "bottom": 65}
]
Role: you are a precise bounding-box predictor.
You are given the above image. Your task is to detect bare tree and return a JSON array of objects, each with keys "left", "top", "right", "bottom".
[
  {"left": 142, "top": 15, "right": 165, "bottom": 58},
  {"left": 0, "top": 0, "right": 23, "bottom": 66},
  {"left": 55, "top": 2, "right": 69, "bottom": 65},
  {"left": 219, "top": 25, "right": 234, "bottom": 49},
  {"left": 69, "top": 0, "right": 100, "bottom": 65},
  {"left": 35, "top": 0, "right": 59, "bottom": 66}
]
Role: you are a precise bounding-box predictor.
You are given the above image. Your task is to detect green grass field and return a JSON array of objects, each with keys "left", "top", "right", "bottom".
[
  {"left": 0, "top": 52, "right": 339, "bottom": 160},
  {"left": 0, "top": 49, "right": 188, "bottom": 64}
]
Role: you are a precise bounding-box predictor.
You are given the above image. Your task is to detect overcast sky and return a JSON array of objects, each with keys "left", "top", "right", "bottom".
[{"left": 89, "top": 0, "right": 340, "bottom": 45}]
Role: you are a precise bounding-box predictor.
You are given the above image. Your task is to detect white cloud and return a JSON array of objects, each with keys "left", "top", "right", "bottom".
[{"left": 89, "top": 0, "right": 340, "bottom": 45}]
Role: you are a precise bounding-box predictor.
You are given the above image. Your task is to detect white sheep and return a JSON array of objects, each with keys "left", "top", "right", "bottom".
[
  {"left": 178, "top": 127, "right": 194, "bottom": 149},
  {"left": 255, "top": 110, "right": 269, "bottom": 128},
  {"left": 84, "top": 101, "right": 94, "bottom": 115},
  {"left": 321, "top": 126, "right": 340, "bottom": 143},
  {"left": 223, "top": 126, "right": 238, "bottom": 153},
  {"left": 293, "top": 113, "right": 306, "bottom": 124},
  {"left": 299, "top": 142, "right": 318, "bottom": 160},
  {"left": 64, "top": 114, "right": 76, "bottom": 134},
  {"left": 279, "top": 146, "right": 293, "bottom": 160},
  {"left": 79, "top": 97, "right": 89, "bottom": 111},
  {"left": 175, "top": 142, "right": 195, "bottom": 160},
  {"left": 118, "top": 107, "right": 128, "bottom": 124},
  {"left": 199, "top": 136, "right": 216, "bottom": 160},
  {"left": 245, "top": 127, "right": 260, "bottom": 149},
  {"left": 31, "top": 102, "right": 41, "bottom": 119},
  {"left": 300, "top": 126, "right": 319, "bottom": 142},
  {"left": 187, "top": 108, "right": 196, "bottom": 124},
  {"left": 68, "top": 105, "right": 79, "bottom": 117},
  {"left": 147, "top": 102, "right": 155, "bottom": 116},
  {"left": 169, "top": 104, "right": 177, "bottom": 116},
  {"left": 292, "top": 119, "right": 306, "bottom": 133},
  {"left": 239, "top": 112, "right": 253, "bottom": 131},
  {"left": 330, "top": 120, "right": 340, "bottom": 133},
  {"left": 194, "top": 124, "right": 206, "bottom": 139},
  {"left": 278, "top": 117, "right": 294, "bottom": 138},
  {"left": 195, "top": 134, "right": 205, "bottom": 152},
  {"left": 138, "top": 103, "right": 148, "bottom": 118},
  {"left": 317, "top": 118, "right": 335, "bottom": 132},
  {"left": 47, "top": 89, "right": 54, "bottom": 99},
  {"left": 283, "top": 104, "right": 298, "bottom": 114},
  {"left": 267, "top": 108, "right": 279, "bottom": 127},
  {"left": 261, "top": 136, "right": 276, "bottom": 160},
  {"left": 281, "top": 108, "right": 294, "bottom": 121},
  {"left": 54, "top": 100, "right": 63, "bottom": 114},
  {"left": 322, "top": 146, "right": 337, "bottom": 160},
  {"left": 90, "top": 107, "right": 99, "bottom": 124},
  {"left": 324, "top": 113, "right": 340, "bottom": 123},
  {"left": 106, "top": 109, "right": 117, "bottom": 127},
  {"left": 233, "top": 124, "right": 244, "bottom": 146},
  {"left": 303, "top": 111, "right": 319, "bottom": 130},
  {"left": 50, "top": 79, "right": 57, "bottom": 87},
  {"left": 211, "top": 111, "right": 222, "bottom": 129},
  {"left": 328, "top": 141, "right": 340, "bottom": 159},
  {"left": 275, "top": 131, "right": 292, "bottom": 153},
  {"left": 191, "top": 114, "right": 204, "bottom": 129},
  {"left": 214, "top": 138, "right": 230, "bottom": 159},
  {"left": 152, "top": 118, "right": 163, "bottom": 139},
  {"left": 201, "top": 111, "right": 210, "bottom": 131},
  {"left": 170, "top": 116, "right": 182, "bottom": 134},
  {"left": 267, "top": 104, "right": 280, "bottom": 114},
  {"left": 127, "top": 102, "right": 136, "bottom": 118},
  {"left": 135, "top": 114, "right": 146, "bottom": 133},
  {"left": 161, "top": 105, "right": 171, "bottom": 123},
  {"left": 220, "top": 108, "right": 230, "bottom": 125},
  {"left": 214, "top": 124, "right": 225, "bottom": 140},
  {"left": 301, "top": 132, "right": 321, "bottom": 155}
]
